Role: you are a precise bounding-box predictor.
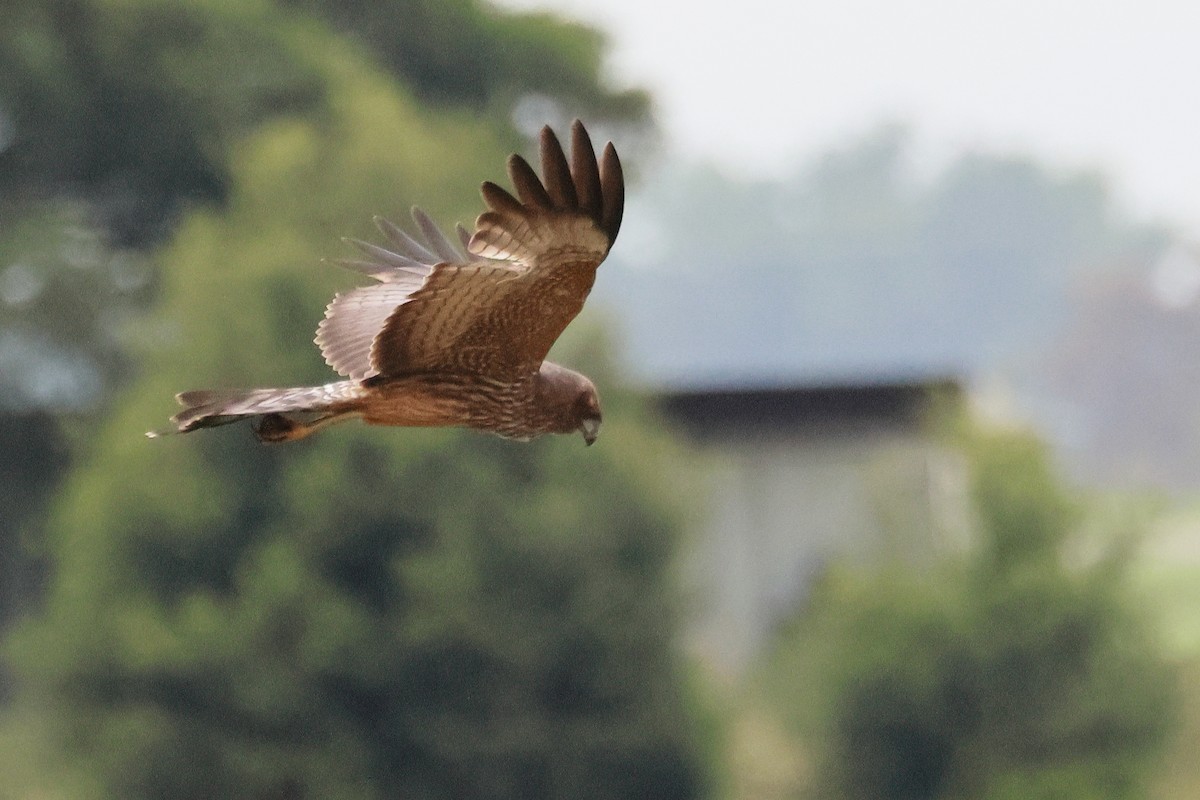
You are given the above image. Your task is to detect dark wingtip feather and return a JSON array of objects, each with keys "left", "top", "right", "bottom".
[
  {"left": 569, "top": 119, "right": 603, "bottom": 215},
  {"left": 599, "top": 141, "right": 624, "bottom": 242},
  {"left": 480, "top": 180, "right": 523, "bottom": 215},
  {"left": 507, "top": 154, "right": 552, "bottom": 209},
  {"left": 539, "top": 125, "right": 577, "bottom": 209},
  {"left": 475, "top": 121, "right": 624, "bottom": 256}
]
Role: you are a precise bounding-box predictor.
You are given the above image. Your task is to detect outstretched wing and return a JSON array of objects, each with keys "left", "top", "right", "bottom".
[{"left": 370, "top": 119, "right": 624, "bottom": 380}]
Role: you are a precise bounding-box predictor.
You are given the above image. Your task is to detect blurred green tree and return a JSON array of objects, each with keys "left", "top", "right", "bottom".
[
  {"left": 3, "top": 3, "right": 703, "bottom": 799},
  {"left": 0, "top": 0, "right": 644, "bottom": 249},
  {"left": 0, "top": 0, "right": 325, "bottom": 655},
  {"left": 278, "top": 0, "right": 649, "bottom": 119},
  {"left": 0, "top": 0, "right": 328, "bottom": 246},
  {"left": 762, "top": 427, "right": 1175, "bottom": 800}
]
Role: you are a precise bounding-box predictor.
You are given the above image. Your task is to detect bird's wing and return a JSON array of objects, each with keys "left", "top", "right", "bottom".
[
  {"left": 369, "top": 119, "right": 624, "bottom": 380},
  {"left": 315, "top": 209, "right": 489, "bottom": 381}
]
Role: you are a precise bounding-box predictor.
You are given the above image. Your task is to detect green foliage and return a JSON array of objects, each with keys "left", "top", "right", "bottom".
[
  {"left": 0, "top": 0, "right": 645, "bottom": 248},
  {"left": 0, "top": 412, "right": 68, "bottom": 645},
  {"left": 0, "top": 0, "right": 327, "bottom": 245},
  {"left": 0, "top": 203, "right": 158, "bottom": 412},
  {"left": 279, "top": 0, "right": 649, "bottom": 120},
  {"left": 13, "top": 426, "right": 704, "bottom": 799},
  {"left": 761, "top": 428, "right": 1176, "bottom": 800},
  {"left": 968, "top": 431, "right": 1078, "bottom": 576}
]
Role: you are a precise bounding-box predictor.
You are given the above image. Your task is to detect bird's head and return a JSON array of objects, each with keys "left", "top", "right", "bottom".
[
  {"left": 537, "top": 362, "right": 603, "bottom": 446},
  {"left": 575, "top": 385, "right": 603, "bottom": 446}
]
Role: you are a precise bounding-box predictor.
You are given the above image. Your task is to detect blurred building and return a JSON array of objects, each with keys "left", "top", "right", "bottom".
[{"left": 661, "top": 377, "right": 968, "bottom": 676}]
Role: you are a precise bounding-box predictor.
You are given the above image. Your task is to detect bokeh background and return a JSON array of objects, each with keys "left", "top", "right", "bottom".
[{"left": 2, "top": 1, "right": 1198, "bottom": 798}]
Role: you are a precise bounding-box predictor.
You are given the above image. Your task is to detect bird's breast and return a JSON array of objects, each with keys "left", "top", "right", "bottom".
[{"left": 359, "top": 373, "right": 541, "bottom": 437}]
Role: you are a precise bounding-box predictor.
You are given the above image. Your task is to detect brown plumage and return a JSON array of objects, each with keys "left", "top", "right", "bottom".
[{"left": 148, "top": 120, "right": 623, "bottom": 446}]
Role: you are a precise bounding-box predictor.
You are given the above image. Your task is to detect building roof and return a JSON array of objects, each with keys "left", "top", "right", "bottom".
[{"left": 659, "top": 375, "right": 961, "bottom": 440}]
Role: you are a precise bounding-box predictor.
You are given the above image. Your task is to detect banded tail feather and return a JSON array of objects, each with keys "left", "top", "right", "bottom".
[{"left": 146, "top": 381, "right": 363, "bottom": 443}]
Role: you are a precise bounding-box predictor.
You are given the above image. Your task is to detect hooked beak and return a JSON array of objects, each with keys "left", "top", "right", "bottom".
[{"left": 580, "top": 417, "right": 601, "bottom": 446}]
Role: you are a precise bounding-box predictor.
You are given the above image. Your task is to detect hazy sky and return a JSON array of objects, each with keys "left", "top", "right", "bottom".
[{"left": 498, "top": 0, "right": 1200, "bottom": 234}]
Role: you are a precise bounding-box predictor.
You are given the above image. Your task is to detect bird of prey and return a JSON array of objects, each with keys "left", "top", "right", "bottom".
[{"left": 148, "top": 120, "right": 623, "bottom": 446}]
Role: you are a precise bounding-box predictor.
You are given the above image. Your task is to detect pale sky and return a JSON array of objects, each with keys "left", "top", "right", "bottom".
[{"left": 498, "top": 0, "right": 1200, "bottom": 234}]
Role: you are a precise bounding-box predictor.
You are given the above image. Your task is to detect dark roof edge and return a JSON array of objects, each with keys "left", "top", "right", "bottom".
[{"left": 656, "top": 373, "right": 963, "bottom": 402}]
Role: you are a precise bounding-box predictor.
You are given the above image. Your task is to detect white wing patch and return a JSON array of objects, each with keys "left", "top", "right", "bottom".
[
  {"left": 314, "top": 208, "right": 461, "bottom": 380},
  {"left": 316, "top": 283, "right": 425, "bottom": 380}
]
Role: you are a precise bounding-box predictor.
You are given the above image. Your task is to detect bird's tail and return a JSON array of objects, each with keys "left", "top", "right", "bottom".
[{"left": 147, "top": 381, "right": 363, "bottom": 443}]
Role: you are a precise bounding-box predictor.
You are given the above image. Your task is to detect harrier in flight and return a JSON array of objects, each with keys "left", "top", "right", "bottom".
[{"left": 149, "top": 121, "right": 623, "bottom": 445}]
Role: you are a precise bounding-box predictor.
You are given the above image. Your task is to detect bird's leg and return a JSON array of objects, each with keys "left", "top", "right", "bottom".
[{"left": 253, "top": 411, "right": 357, "bottom": 443}]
